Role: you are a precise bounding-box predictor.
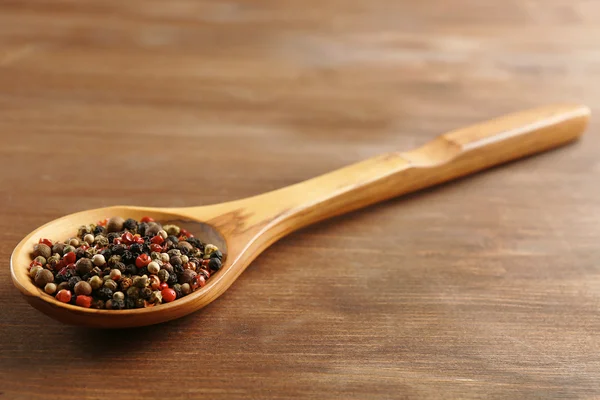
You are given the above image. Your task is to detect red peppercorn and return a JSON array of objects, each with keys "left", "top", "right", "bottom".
[
  {"left": 97, "top": 218, "right": 108, "bottom": 227},
  {"left": 64, "top": 251, "right": 76, "bottom": 264},
  {"left": 113, "top": 238, "right": 122, "bottom": 245},
  {"left": 39, "top": 238, "right": 53, "bottom": 247},
  {"left": 150, "top": 244, "right": 162, "bottom": 253},
  {"left": 161, "top": 288, "right": 177, "bottom": 303},
  {"left": 180, "top": 229, "right": 193, "bottom": 238},
  {"left": 202, "top": 259, "right": 210, "bottom": 266},
  {"left": 121, "top": 232, "right": 134, "bottom": 244},
  {"left": 135, "top": 254, "right": 151, "bottom": 268},
  {"left": 141, "top": 216, "right": 154, "bottom": 223},
  {"left": 76, "top": 295, "right": 92, "bottom": 308},
  {"left": 80, "top": 244, "right": 89, "bottom": 251},
  {"left": 159, "top": 282, "right": 169, "bottom": 290},
  {"left": 150, "top": 235, "right": 164, "bottom": 245},
  {"left": 135, "top": 236, "right": 145, "bottom": 244},
  {"left": 56, "top": 289, "right": 72, "bottom": 303},
  {"left": 29, "top": 260, "right": 42, "bottom": 269}
]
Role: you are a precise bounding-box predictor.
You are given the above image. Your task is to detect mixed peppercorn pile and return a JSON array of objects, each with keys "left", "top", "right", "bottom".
[{"left": 28, "top": 216, "right": 222, "bottom": 310}]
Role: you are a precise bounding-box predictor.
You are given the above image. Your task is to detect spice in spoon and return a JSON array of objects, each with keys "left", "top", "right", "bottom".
[{"left": 28, "top": 217, "right": 223, "bottom": 310}]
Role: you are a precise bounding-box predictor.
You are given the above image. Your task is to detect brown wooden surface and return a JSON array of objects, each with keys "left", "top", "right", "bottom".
[{"left": 1, "top": 0, "right": 599, "bottom": 398}]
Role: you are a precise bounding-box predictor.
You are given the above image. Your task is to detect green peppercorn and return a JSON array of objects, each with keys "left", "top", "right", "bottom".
[
  {"left": 113, "top": 291, "right": 125, "bottom": 301},
  {"left": 127, "top": 286, "right": 141, "bottom": 300},
  {"left": 167, "top": 249, "right": 181, "bottom": 258},
  {"left": 163, "top": 224, "right": 180, "bottom": 236},
  {"left": 180, "top": 283, "right": 191, "bottom": 295},
  {"left": 120, "top": 277, "right": 133, "bottom": 291},
  {"left": 133, "top": 275, "right": 149, "bottom": 288},
  {"left": 44, "top": 282, "right": 57, "bottom": 295},
  {"left": 172, "top": 283, "right": 183, "bottom": 299},
  {"left": 83, "top": 234, "right": 94, "bottom": 245},
  {"left": 34, "top": 256, "right": 47, "bottom": 266},
  {"left": 150, "top": 290, "right": 163, "bottom": 304},
  {"left": 204, "top": 244, "right": 218, "bottom": 257},
  {"left": 33, "top": 243, "right": 51, "bottom": 259},
  {"left": 52, "top": 242, "right": 65, "bottom": 256},
  {"left": 93, "top": 235, "right": 109, "bottom": 247},
  {"left": 107, "top": 255, "right": 121, "bottom": 267},
  {"left": 88, "top": 275, "right": 102, "bottom": 290},
  {"left": 106, "top": 216, "right": 124, "bottom": 233},
  {"left": 77, "top": 224, "right": 94, "bottom": 238},
  {"left": 150, "top": 251, "right": 162, "bottom": 261},
  {"left": 104, "top": 279, "right": 118, "bottom": 291},
  {"left": 47, "top": 254, "right": 61, "bottom": 268},
  {"left": 147, "top": 261, "right": 160, "bottom": 275},
  {"left": 34, "top": 269, "right": 54, "bottom": 287},
  {"left": 76, "top": 258, "right": 93, "bottom": 275},
  {"left": 74, "top": 281, "right": 92, "bottom": 296},
  {"left": 157, "top": 269, "right": 169, "bottom": 283},
  {"left": 63, "top": 245, "right": 75, "bottom": 254}
]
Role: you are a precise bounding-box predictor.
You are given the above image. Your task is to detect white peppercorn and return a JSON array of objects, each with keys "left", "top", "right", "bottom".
[
  {"left": 92, "top": 254, "right": 106, "bottom": 266},
  {"left": 44, "top": 283, "right": 57, "bottom": 295},
  {"left": 147, "top": 261, "right": 160, "bottom": 275}
]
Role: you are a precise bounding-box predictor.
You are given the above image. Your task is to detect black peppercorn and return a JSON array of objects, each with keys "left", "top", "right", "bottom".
[
  {"left": 167, "top": 235, "right": 179, "bottom": 245},
  {"left": 129, "top": 243, "right": 143, "bottom": 255},
  {"left": 186, "top": 237, "right": 202, "bottom": 248},
  {"left": 100, "top": 248, "right": 112, "bottom": 259},
  {"left": 93, "top": 225, "right": 106, "bottom": 235},
  {"left": 68, "top": 276, "right": 81, "bottom": 289},
  {"left": 123, "top": 218, "right": 137, "bottom": 232},
  {"left": 135, "top": 298, "right": 145, "bottom": 308},
  {"left": 140, "top": 287, "right": 152, "bottom": 299},
  {"left": 173, "top": 263, "right": 184, "bottom": 275},
  {"left": 125, "top": 297, "right": 136, "bottom": 309},
  {"left": 210, "top": 250, "right": 223, "bottom": 260},
  {"left": 138, "top": 266, "right": 149, "bottom": 276},
  {"left": 125, "top": 264, "right": 137, "bottom": 275},
  {"left": 208, "top": 258, "right": 222, "bottom": 271},
  {"left": 106, "top": 232, "right": 120, "bottom": 243},
  {"left": 113, "top": 261, "right": 126, "bottom": 273},
  {"left": 97, "top": 287, "right": 114, "bottom": 300},
  {"left": 111, "top": 244, "right": 126, "bottom": 256},
  {"left": 121, "top": 251, "right": 135, "bottom": 265},
  {"left": 138, "top": 222, "right": 149, "bottom": 236},
  {"left": 173, "top": 284, "right": 183, "bottom": 299},
  {"left": 167, "top": 272, "right": 178, "bottom": 285}
]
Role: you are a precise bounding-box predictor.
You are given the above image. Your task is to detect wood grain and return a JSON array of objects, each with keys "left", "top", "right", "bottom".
[{"left": 1, "top": 0, "right": 600, "bottom": 398}]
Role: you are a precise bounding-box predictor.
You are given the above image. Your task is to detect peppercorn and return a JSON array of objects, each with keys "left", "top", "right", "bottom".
[
  {"left": 44, "top": 282, "right": 57, "bottom": 295},
  {"left": 204, "top": 244, "right": 218, "bottom": 257},
  {"left": 167, "top": 272, "right": 178, "bottom": 286},
  {"left": 140, "top": 287, "right": 152, "bottom": 299},
  {"left": 162, "top": 262, "right": 174, "bottom": 273},
  {"left": 161, "top": 288, "right": 177, "bottom": 303},
  {"left": 147, "top": 261, "right": 160, "bottom": 275},
  {"left": 107, "top": 255, "right": 121, "bottom": 268},
  {"left": 63, "top": 251, "right": 76, "bottom": 265},
  {"left": 150, "top": 290, "right": 163, "bottom": 304},
  {"left": 122, "top": 218, "right": 137, "bottom": 232},
  {"left": 106, "top": 216, "right": 125, "bottom": 233},
  {"left": 135, "top": 253, "right": 151, "bottom": 268},
  {"left": 33, "top": 243, "right": 51, "bottom": 259},
  {"left": 122, "top": 251, "right": 135, "bottom": 265},
  {"left": 29, "top": 265, "right": 43, "bottom": 279},
  {"left": 57, "top": 282, "right": 70, "bottom": 292},
  {"left": 112, "top": 291, "right": 125, "bottom": 301},
  {"left": 172, "top": 283, "right": 183, "bottom": 299},
  {"left": 75, "top": 258, "right": 92, "bottom": 275},
  {"left": 90, "top": 298, "right": 105, "bottom": 309},
  {"left": 90, "top": 254, "right": 104, "bottom": 267},
  {"left": 74, "top": 281, "right": 92, "bottom": 296},
  {"left": 210, "top": 250, "right": 223, "bottom": 260},
  {"left": 170, "top": 255, "right": 182, "bottom": 267},
  {"left": 111, "top": 299, "right": 125, "bottom": 310},
  {"left": 105, "top": 299, "right": 113, "bottom": 309},
  {"left": 208, "top": 258, "right": 222, "bottom": 271},
  {"left": 137, "top": 222, "right": 149, "bottom": 236},
  {"left": 93, "top": 225, "right": 105, "bottom": 236},
  {"left": 147, "top": 275, "right": 160, "bottom": 290},
  {"left": 106, "top": 232, "right": 120, "bottom": 244},
  {"left": 135, "top": 298, "right": 145, "bottom": 308},
  {"left": 33, "top": 256, "right": 47, "bottom": 267},
  {"left": 157, "top": 269, "right": 170, "bottom": 283},
  {"left": 76, "top": 295, "right": 93, "bottom": 308},
  {"left": 181, "top": 283, "right": 191, "bottom": 295},
  {"left": 52, "top": 242, "right": 65, "bottom": 256},
  {"left": 129, "top": 243, "right": 143, "bottom": 255},
  {"left": 133, "top": 275, "right": 149, "bottom": 288},
  {"left": 104, "top": 279, "right": 118, "bottom": 292},
  {"left": 198, "top": 269, "right": 210, "bottom": 280},
  {"left": 56, "top": 289, "right": 72, "bottom": 303},
  {"left": 168, "top": 249, "right": 181, "bottom": 257},
  {"left": 97, "top": 287, "right": 113, "bottom": 300},
  {"left": 125, "top": 264, "right": 137, "bottom": 275},
  {"left": 109, "top": 269, "right": 122, "bottom": 281},
  {"left": 179, "top": 269, "right": 197, "bottom": 285},
  {"left": 125, "top": 297, "right": 136, "bottom": 309},
  {"left": 83, "top": 234, "right": 94, "bottom": 245},
  {"left": 69, "top": 238, "right": 80, "bottom": 247},
  {"left": 125, "top": 286, "right": 139, "bottom": 299},
  {"left": 68, "top": 276, "right": 81, "bottom": 289},
  {"left": 177, "top": 241, "right": 193, "bottom": 254},
  {"left": 145, "top": 223, "right": 161, "bottom": 236},
  {"left": 90, "top": 266, "right": 102, "bottom": 277},
  {"left": 75, "top": 247, "right": 87, "bottom": 260},
  {"left": 34, "top": 270, "right": 53, "bottom": 290}
]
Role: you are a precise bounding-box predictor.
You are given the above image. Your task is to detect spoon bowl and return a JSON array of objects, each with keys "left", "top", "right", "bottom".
[{"left": 11, "top": 105, "right": 591, "bottom": 328}]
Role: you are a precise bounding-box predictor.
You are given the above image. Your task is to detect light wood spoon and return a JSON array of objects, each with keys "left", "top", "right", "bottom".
[{"left": 10, "top": 104, "right": 590, "bottom": 328}]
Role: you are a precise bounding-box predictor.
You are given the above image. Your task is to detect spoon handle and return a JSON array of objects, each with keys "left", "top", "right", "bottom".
[{"left": 195, "top": 105, "right": 590, "bottom": 245}]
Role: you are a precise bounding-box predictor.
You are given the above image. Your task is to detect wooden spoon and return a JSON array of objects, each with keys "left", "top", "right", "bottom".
[{"left": 10, "top": 104, "right": 590, "bottom": 328}]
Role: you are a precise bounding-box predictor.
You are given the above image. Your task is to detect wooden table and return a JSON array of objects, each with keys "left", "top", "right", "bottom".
[{"left": 1, "top": 1, "right": 599, "bottom": 398}]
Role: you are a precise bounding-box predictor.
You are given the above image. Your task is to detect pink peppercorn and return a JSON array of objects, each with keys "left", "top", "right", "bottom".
[{"left": 56, "top": 289, "right": 72, "bottom": 303}]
